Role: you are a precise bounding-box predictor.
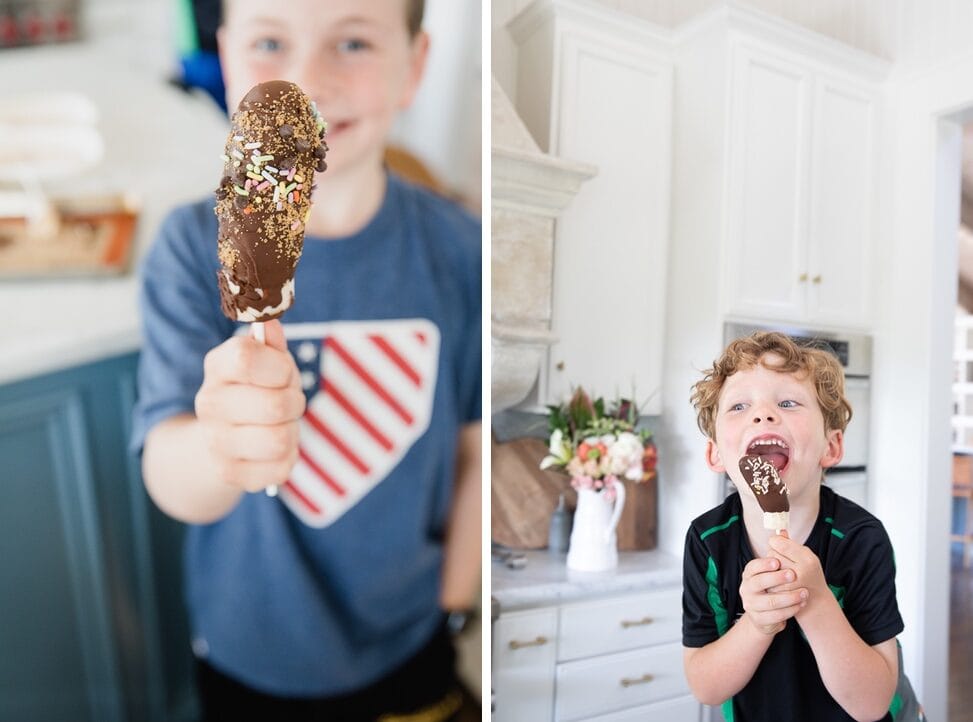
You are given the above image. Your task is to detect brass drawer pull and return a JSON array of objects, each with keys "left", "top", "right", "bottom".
[
  {"left": 812, "top": 274, "right": 822, "bottom": 284},
  {"left": 508, "top": 636, "right": 548, "bottom": 650},
  {"left": 620, "top": 616, "right": 653, "bottom": 628},
  {"left": 620, "top": 674, "right": 654, "bottom": 688}
]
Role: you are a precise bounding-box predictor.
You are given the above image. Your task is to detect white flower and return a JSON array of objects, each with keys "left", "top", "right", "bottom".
[
  {"left": 607, "top": 432, "right": 645, "bottom": 481},
  {"left": 540, "top": 428, "right": 572, "bottom": 470}
]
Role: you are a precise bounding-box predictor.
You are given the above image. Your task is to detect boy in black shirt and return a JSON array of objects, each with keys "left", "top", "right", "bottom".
[{"left": 683, "top": 332, "right": 923, "bottom": 721}]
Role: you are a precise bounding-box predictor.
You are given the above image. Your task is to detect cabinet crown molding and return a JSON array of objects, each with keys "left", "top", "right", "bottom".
[
  {"left": 508, "top": 0, "right": 673, "bottom": 49},
  {"left": 675, "top": 1, "right": 890, "bottom": 82}
]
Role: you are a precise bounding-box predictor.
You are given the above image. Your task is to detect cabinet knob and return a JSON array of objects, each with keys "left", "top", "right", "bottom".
[
  {"left": 508, "top": 636, "right": 548, "bottom": 650},
  {"left": 555, "top": 361, "right": 565, "bottom": 371},
  {"left": 620, "top": 616, "right": 654, "bottom": 628},
  {"left": 798, "top": 273, "right": 808, "bottom": 282},
  {"left": 620, "top": 673, "right": 655, "bottom": 688},
  {"left": 812, "top": 275, "right": 822, "bottom": 284}
]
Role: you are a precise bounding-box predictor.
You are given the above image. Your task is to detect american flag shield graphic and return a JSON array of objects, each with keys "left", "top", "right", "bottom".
[{"left": 280, "top": 319, "right": 440, "bottom": 527}]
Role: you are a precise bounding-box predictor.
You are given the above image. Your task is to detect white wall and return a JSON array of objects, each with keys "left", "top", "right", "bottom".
[{"left": 391, "top": 0, "right": 482, "bottom": 203}]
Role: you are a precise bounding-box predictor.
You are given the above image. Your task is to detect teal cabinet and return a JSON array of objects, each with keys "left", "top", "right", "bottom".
[{"left": 0, "top": 353, "right": 196, "bottom": 721}]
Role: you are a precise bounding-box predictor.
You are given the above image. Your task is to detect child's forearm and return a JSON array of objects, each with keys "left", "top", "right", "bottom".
[
  {"left": 142, "top": 414, "right": 244, "bottom": 524},
  {"left": 683, "top": 614, "right": 776, "bottom": 705},
  {"left": 798, "top": 596, "right": 897, "bottom": 721},
  {"left": 439, "top": 422, "right": 482, "bottom": 610}
]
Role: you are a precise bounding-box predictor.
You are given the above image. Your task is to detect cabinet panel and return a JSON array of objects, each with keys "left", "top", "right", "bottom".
[
  {"left": 493, "top": 608, "right": 559, "bottom": 722},
  {"left": 726, "top": 49, "right": 808, "bottom": 321},
  {"left": 555, "top": 641, "right": 690, "bottom": 721},
  {"left": 558, "top": 587, "right": 682, "bottom": 661},
  {"left": 544, "top": 32, "right": 671, "bottom": 413},
  {"left": 583, "top": 694, "right": 700, "bottom": 722},
  {"left": 806, "top": 79, "right": 875, "bottom": 326},
  {"left": 0, "top": 390, "right": 123, "bottom": 722}
]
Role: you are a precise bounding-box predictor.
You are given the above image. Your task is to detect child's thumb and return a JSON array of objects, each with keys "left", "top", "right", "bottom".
[{"left": 256, "top": 319, "right": 289, "bottom": 352}]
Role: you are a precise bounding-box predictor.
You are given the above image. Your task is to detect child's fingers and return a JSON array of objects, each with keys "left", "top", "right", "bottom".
[
  {"left": 213, "top": 455, "right": 298, "bottom": 494},
  {"left": 204, "top": 335, "right": 295, "bottom": 388},
  {"left": 743, "top": 557, "right": 780, "bottom": 579},
  {"left": 196, "top": 383, "right": 306, "bottom": 425},
  {"left": 752, "top": 589, "right": 807, "bottom": 617},
  {"left": 260, "top": 319, "right": 288, "bottom": 352},
  {"left": 208, "top": 422, "right": 300, "bottom": 464}
]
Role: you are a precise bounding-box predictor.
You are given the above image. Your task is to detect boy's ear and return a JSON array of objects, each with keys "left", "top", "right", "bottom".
[
  {"left": 705, "top": 439, "right": 726, "bottom": 473},
  {"left": 398, "top": 31, "right": 430, "bottom": 110},
  {"left": 820, "top": 429, "right": 844, "bottom": 468}
]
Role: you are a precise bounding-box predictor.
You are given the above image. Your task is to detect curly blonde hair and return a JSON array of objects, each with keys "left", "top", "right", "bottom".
[{"left": 691, "top": 332, "right": 852, "bottom": 439}]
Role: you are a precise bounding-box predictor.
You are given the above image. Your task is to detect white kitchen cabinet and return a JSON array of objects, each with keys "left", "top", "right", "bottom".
[
  {"left": 508, "top": 1, "right": 672, "bottom": 413},
  {"left": 493, "top": 586, "right": 698, "bottom": 722},
  {"left": 724, "top": 41, "right": 879, "bottom": 329},
  {"left": 493, "top": 607, "right": 558, "bottom": 722}
]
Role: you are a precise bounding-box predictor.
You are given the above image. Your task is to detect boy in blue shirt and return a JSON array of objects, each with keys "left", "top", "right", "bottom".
[{"left": 132, "top": 0, "right": 481, "bottom": 719}]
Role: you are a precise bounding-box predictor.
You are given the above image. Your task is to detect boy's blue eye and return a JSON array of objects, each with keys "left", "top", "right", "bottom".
[
  {"left": 779, "top": 400, "right": 798, "bottom": 408},
  {"left": 337, "top": 38, "right": 370, "bottom": 53},
  {"left": 728, "top": 402, "right": 746, "bottom": 412},
  {"left": 254, "top": 37, "right": 283, "bottom": 53}
]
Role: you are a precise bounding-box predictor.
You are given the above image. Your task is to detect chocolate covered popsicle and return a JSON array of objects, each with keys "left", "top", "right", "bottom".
[
  {"left": 214, "top": 80, "right": 328, "bottom": 323},
  {"left": 739, "top": 455, "right": 789, "bottom": 534}
]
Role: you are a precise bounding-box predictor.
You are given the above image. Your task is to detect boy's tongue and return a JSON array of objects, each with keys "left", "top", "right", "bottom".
[{"left": 758, "top": 451, "right": 788, "bottom": 471}]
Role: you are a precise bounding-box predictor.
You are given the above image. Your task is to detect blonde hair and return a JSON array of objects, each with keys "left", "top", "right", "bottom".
[
  {"left": 691, "top": 332, "right": 852, "bottom": 439},
  {"left": 221, "top": 0, "right": 425, "bottom": 37}
]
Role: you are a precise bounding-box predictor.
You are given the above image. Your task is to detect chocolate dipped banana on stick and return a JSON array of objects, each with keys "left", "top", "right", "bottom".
[
  {"left": 215, "top": 80, "right": 328, "bottom": 324},
  {"left": 739, "top": 455, "right": 789, "bottom": 534}
]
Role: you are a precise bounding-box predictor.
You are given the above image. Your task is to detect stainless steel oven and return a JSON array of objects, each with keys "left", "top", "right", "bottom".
[{"left": 723, "top": 322, "right": 872, "bottom": 509}]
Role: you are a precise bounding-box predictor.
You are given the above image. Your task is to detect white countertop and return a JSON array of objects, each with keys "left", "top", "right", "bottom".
[
  {"left": 491, "top": 549, "right": 683, "bottom": 612},
  {"left": 0, "top": 19, "right": 229, "bottom": 385}
]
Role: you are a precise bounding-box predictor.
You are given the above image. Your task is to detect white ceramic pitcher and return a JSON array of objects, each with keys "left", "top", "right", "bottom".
[{"left": 566, "top": 483, "right": 626, "bottom": 572}]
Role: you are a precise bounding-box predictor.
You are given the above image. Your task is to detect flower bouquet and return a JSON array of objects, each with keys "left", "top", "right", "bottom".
[{"left": 540, "top": 388, "right": 658, "bottom": 553}]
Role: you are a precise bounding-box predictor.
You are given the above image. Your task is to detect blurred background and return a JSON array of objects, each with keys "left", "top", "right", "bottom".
[{"left": 0, "top": 1, "right": 480, "bottom": 720}]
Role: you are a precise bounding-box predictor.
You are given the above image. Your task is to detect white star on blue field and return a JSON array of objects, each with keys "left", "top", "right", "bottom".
[{"left": 290, "top": 340, "right": 322, "bottom": 399}]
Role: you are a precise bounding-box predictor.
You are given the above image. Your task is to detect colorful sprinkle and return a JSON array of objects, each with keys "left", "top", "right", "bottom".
[
  {"left": 246, "top": 171, "right": 263, "bottom": 182},
  {"left": 255, "top": 154, "right": 274, "bottom": 163},
  {"left": 265, "top": 166, "right": 279, "bottom": 174},
  {"left": 276, "top": 202, "right": 283, "bottom": 211},
  {"left": 233, "top": 185, "right": 249, "bottom": 196},
  {"left": 244, "top": 141, "right": 262, "bottom": 149},
  {"left": 261, "top": 170, "right": 277, "bottom": 185},
  {"left": 257, "top": 181, "right": 271, "bottom": 191},
  {"left": 291, "top": 221, "right": 301, "bottom": 230},
  {"left": 295, "top": 174, "right": 304, "bottom": 183},
  {"left": 231, "top": 149, "right": 245, "bottom": 160},
  {"left": 220, "top": 154, "right": 230, "bottom": 162},
  {"left": 233, "top": 135, "right": 244, "bottom": 141}
]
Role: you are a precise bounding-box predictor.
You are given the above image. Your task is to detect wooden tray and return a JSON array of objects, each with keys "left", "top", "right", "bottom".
[{"left": 0, "top": 195, "right": 138, "bottom": 278}]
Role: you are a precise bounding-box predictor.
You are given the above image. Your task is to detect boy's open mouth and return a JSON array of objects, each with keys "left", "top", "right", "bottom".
[{"left": 746, "top": 436, "right": 790, "bottom": 472}]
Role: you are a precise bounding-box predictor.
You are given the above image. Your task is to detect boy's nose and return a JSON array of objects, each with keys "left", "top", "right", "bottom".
[{"left": 753, "top": 414, "right": 776, "bottom": 423}]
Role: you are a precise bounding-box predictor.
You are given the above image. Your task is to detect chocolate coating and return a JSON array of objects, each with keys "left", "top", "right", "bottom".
[
  {"left": 215, "top": 80, "right": 328, "bottom": 322},
  {"left": 739, "top": 455, "right": 789, "bottom": 513}
]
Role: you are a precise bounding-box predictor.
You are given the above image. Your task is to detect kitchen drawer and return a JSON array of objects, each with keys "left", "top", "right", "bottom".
[
  {"left": 493, "top": 608, "right": 559, "bottom": 722},
  {"left": 582, "top": 694, "right": 700, "bottom": 722},
  {"left": 558, "top": 587, "right": 681, "bottom": 661},
  {"left": 554, "top": 641, "right": 690, "bottom": 721}
]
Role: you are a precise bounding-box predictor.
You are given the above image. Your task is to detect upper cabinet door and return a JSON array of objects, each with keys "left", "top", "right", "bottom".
[
  {"left": 806, "top": 77, "right": 877, "bottom": 327},
  {"left": 725, "top": 45, "right": 810, "bottom": 322},
  {"left": 723, "top": 43, "right": 878, "bottom": 329}
]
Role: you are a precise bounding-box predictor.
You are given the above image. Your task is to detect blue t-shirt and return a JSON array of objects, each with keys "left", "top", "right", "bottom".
[{"left": 131, "top": 173, "right": 481, "bottom": 696}]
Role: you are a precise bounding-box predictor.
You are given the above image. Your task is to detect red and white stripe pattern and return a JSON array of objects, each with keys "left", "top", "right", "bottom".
[{"left": 280, "top": 319, "right": 439, "bottom": 527}]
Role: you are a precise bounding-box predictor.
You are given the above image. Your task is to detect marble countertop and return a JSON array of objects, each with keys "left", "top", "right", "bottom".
[
  {"left": 0, "top": 24, "right": 228, "bottom": 385},
  {"left": 491, "top": 549, "right": 683, "bottom": 612}
]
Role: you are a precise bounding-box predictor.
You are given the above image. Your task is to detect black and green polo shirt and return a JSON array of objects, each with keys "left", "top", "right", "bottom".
[{"left": 682, "top": 485, "right": 904, "bottom": 721}]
